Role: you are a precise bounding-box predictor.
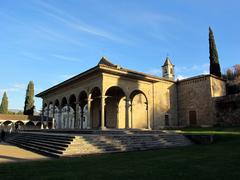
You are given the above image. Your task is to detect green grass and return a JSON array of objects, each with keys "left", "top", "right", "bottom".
[
  {"left": 1, "top": 128, "right": 240, "bottom": 180},
  {"left": 179, "top": 126, "right": 240, "bottom": 135}
]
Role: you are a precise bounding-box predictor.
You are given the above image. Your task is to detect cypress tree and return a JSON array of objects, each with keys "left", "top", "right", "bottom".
[
  {"left": 0, "top": 92, "right": 8, "bottom": 114},
  {"left": 209, "top": 27, "right": 222, "bottom": 77},
  {"left": 24, "top": 81, "right": 35, "bottom": 115}
]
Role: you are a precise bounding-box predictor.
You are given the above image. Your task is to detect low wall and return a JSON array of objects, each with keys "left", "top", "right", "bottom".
[{"left": 0, "top": 114, "right": 41, "bottom": 121}]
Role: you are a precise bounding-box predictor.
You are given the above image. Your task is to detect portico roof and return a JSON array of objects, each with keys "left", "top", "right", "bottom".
[{"left": 36, "top": 57, "right": 175, "bottom": 98}]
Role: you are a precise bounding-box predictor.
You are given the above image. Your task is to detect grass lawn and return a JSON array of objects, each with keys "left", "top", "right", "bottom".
[{"left": 0, "top": 128, "right": 240, "bottom": 180}]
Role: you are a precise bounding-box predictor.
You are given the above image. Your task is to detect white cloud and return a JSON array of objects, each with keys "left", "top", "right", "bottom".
[
  {"left": 175, "top": 63, "right": 209, "bottom": 73},
  {"left": 176, "top": 75, "right": 188, "bottom": 80},
  {"left": 33, "top": 25, "right": 85, "bottom": 47},
  {"left": 35, "top": 1, "right": 131, "bottom": 44},
  {"left": 0, "top": 83, "right": 26, "bottom": 94},
  {"left": 147, "top": 63, "right": 209, "bottom": 79}
]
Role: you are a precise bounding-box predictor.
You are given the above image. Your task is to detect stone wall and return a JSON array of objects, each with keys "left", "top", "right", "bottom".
[
  {"left": 177, "top": 75, "right": 226, "bottom": 126},
  {"left": 215, "top": 93, "right": 240, "bottom": 126},
  {"left": 153, "top": 81, "right": 177, "bottom": 129}
]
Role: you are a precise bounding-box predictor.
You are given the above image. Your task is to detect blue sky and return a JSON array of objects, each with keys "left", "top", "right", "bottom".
[{"left": 0, "top": 0, "right": 239, "bottom": 111}]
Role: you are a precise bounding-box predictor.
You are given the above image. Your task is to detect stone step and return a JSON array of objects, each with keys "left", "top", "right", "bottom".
[
  {"left": 5, "top": 131, "right": 192, "bottom": 158},
  {"left": 9, "top": 137, "right": 68, "bottom": 150},
  {"left": 7, "top": 139, "right": 64, "bottom": 155},
  {"left": 8, "top": 140, "right": 60, "bottom": 158},
  {"left": 17, "top": 133, "right": 75, "bottom": 141},
  {"left": 12, "top": 135, "right": 72, "bottom": 146}
]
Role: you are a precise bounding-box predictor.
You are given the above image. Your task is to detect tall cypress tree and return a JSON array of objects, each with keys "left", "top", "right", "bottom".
[
  {"left": 24, "top": 81, "right": 35, "bottom": 115},
  {"left": 0, "top": 92, "right": 8, "bottom": 114},
  {"left": 209, "top": 27, "right": 222, "bottom": 77}
]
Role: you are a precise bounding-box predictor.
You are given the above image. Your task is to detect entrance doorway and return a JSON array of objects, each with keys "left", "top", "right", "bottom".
[{"left": 189, "top": 111, "right": 197, "bottom": 126}]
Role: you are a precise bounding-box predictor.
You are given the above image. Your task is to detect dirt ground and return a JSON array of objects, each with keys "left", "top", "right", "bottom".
[{"left": 0, "top": 142, "right": 48, "bottom": 163}]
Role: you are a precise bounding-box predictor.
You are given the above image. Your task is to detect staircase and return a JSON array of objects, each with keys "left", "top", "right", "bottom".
[
  {"left": 5, "top": 131, "right": 192, "bottom": 158},
  {"left": 5, "top": 132, "right": 75, "bottom": 157}
]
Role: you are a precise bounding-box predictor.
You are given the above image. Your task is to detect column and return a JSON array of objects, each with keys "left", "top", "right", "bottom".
[
  {"left": 125, "top": 97, "right": 130, "bottom": 129},
  {"left": 147, "top": 104, "right": 151, "bottom": 129},
  {"left": 75, "top": 103, "right": 80, "bottom": 129},
  {"left": 100, "top": 96, "right": 106, "bottom": 130},
  {"left": 67, "top": 105, "right": 70, "bottom": 129},
  {"left": 46, "top": 107, "right": 49, "bottom": 129},
  {"left": 41, "top": 109, "right": 44, "bottom": 129},
  {"left": 52, "top": 106, "right": 55, "bottom": 129},
  {"left": 87, "top": 98, "right": 92, "bottom": 129},
  {"left": 52, "top": 118, "right": 55, "bottom": 129},
  {"left": 58, "top": 109, "right": 62, "bottom": 129}
]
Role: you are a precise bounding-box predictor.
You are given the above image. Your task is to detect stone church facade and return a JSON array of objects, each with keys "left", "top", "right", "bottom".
[{"left": 36, "top": 57, "right": 226, "bottom": 130}]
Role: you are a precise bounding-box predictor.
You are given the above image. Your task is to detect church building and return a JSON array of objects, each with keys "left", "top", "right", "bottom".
[{"left": 36, "top": 57, "right": 226, "bottom": 129}]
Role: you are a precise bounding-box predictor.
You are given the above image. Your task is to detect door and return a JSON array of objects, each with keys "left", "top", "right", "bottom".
[{"left": 189, "top": 111, "right": 197, "bottom": 126}]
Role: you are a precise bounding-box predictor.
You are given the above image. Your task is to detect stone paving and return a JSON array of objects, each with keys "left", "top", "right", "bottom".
[{"left": 0, "top": 142, "right": 48, "bottom": 163}]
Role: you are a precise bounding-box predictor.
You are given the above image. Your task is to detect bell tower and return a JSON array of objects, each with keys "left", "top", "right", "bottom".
[{"left": 162, "top": 57, "right": 175, "bottom": 80}]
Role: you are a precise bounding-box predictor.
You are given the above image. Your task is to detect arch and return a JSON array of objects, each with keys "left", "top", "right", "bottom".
[
  {"left": 54, "top": 99, "right": 60, "bottom": 107},
  {"left": 105, "top": 86, "right": 126, "bottom": 128},
  {"left": 61, "top": 97, "right": 68, "bottom": 108},
  {"left": 15, "top": 121, "right": 24, "bottom": 127},
  {"left": 90, "top": 87, "right": 101, "bottom": 128},
  {"left": 26, "top": 121, "right": 35, "bottom": 129},
  {"left": 79, "top": 91, "right": 88, "bottom": 108},
  {"left": 3, "top": 121, "right": 12, "bottom": 126},
  {"left": 61, "top": 105, "right": 74, "bottom": 128},
  {"left": 43, "top": 103, "right": 47, "bottom": 108},
  {"left": 130, "top": 90, "right": 148, "bottom": 129},
  {"left": 48, "top": 102, "right": 54, "bottom": 118},
  {"left": 78, "top": 91, "right": 88, "bottom": 129},
  {"left": 69, "top": 94, "right": 76, "bottom": 129},
  {"left": 69, "top": 94, "right": 76, "bottom": 109},
  {"left": 36, "top": 122, "right": 42, "bottom": 129}
]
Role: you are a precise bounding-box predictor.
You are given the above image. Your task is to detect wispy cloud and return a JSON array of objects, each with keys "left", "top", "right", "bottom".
[
  {"left": 50, "top": 74, "right": 76, "bottom": 86},
  {"left": 0, "top": 83, "right": 26, "bottom": 94},
  {"left": 52, "top": 54, "right": 81, "bottom": 62},
  {"left": 147, "top": 63, "right": 209, "bottom": 78},
  {"left": 0, "top": 11, "right": 25, "bottom": 25},
  {"left": 21, "top": 52, "right": 45, "bottom": 62},
  {"left": 176, "top": 74, "right": 188, "bottom": 80},
  {"left": 33, "top": 24, "right": 85, "bottom": 47},
  {"left": 34, "top": 0, "right": 131, "bottom": 45},
  {"left": 175, "top": 63, "right": 209, "bottom": 74}
]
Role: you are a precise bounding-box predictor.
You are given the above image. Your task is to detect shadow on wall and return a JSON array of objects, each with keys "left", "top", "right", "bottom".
[{"left": 215, "top": 93, "right": 240, "bottom": 126}]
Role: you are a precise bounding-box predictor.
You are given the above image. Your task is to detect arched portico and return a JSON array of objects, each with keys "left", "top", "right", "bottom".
[
  {"left": 90, "top": 87, "right": 101, "bottom": 128},
  {"left": 69, "top": 94, "right": 76, "bottom": 129},
  {"left": 130, "top": 90, "right": 149, "bottom": 129},
  {"left": 54, "top": 99, "right": 60, "bottom": 129},
  {"left": 78, "top": 91, "right": 88, "bottom": 129},
  {"left": 61, "top": 97, "right": 68, "bottom": 129},
  {"left": 105, "top": 86, "right": 126, "bottom": 128}
]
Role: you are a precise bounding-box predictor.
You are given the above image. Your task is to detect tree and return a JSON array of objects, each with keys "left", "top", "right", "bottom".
[
  {"left": 226, "top": 68, "right": 234, "bottom": 80},
  {"left": 209, "top": 27, "right": 222, "bottom": 77},
  {"left": 233, "top": 64, "right": 240, "bottom": 80},
  {"left": 24, "top": 81, "right": 35, "bottom": 115},
  {"left": 0, "top": 92, "right": 8, "bottom": 114}
]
